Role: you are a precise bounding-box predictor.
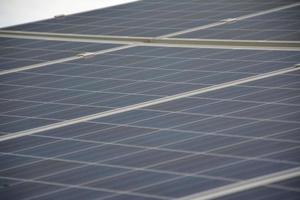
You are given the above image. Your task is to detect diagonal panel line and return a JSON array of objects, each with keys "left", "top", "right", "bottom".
[
  {"left": 160, "top": 2, "right": 300, "bottom": 38},
  {"left": 0, "top": 44, "right": 137, "bottom": 76},
  {"left": 179, "top": 167, "right": 300, "bottom": 200},
  {"left": 0, "top": 65, "right": 299, "bottom": 142}
]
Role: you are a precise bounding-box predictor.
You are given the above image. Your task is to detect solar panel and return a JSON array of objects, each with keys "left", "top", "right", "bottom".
[{"left": 0, "top": 0, "right": 300, "bottom": 199}]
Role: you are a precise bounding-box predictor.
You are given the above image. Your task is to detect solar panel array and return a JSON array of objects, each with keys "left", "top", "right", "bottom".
[{"left": 0, "top": 0, "right": 300, "bottom": 199}]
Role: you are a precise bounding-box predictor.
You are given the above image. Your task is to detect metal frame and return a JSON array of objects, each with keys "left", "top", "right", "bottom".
[{"left": 2, "top": 30, "right": 300, "bottom": 49}]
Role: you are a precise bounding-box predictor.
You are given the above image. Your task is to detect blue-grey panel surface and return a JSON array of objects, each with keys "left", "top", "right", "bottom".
[
  {"left": 0, "top": 72, "right": 299, "bottom": 200},
  {"left": 1, "top": 1, "right": 300, "bottom": 199}
]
